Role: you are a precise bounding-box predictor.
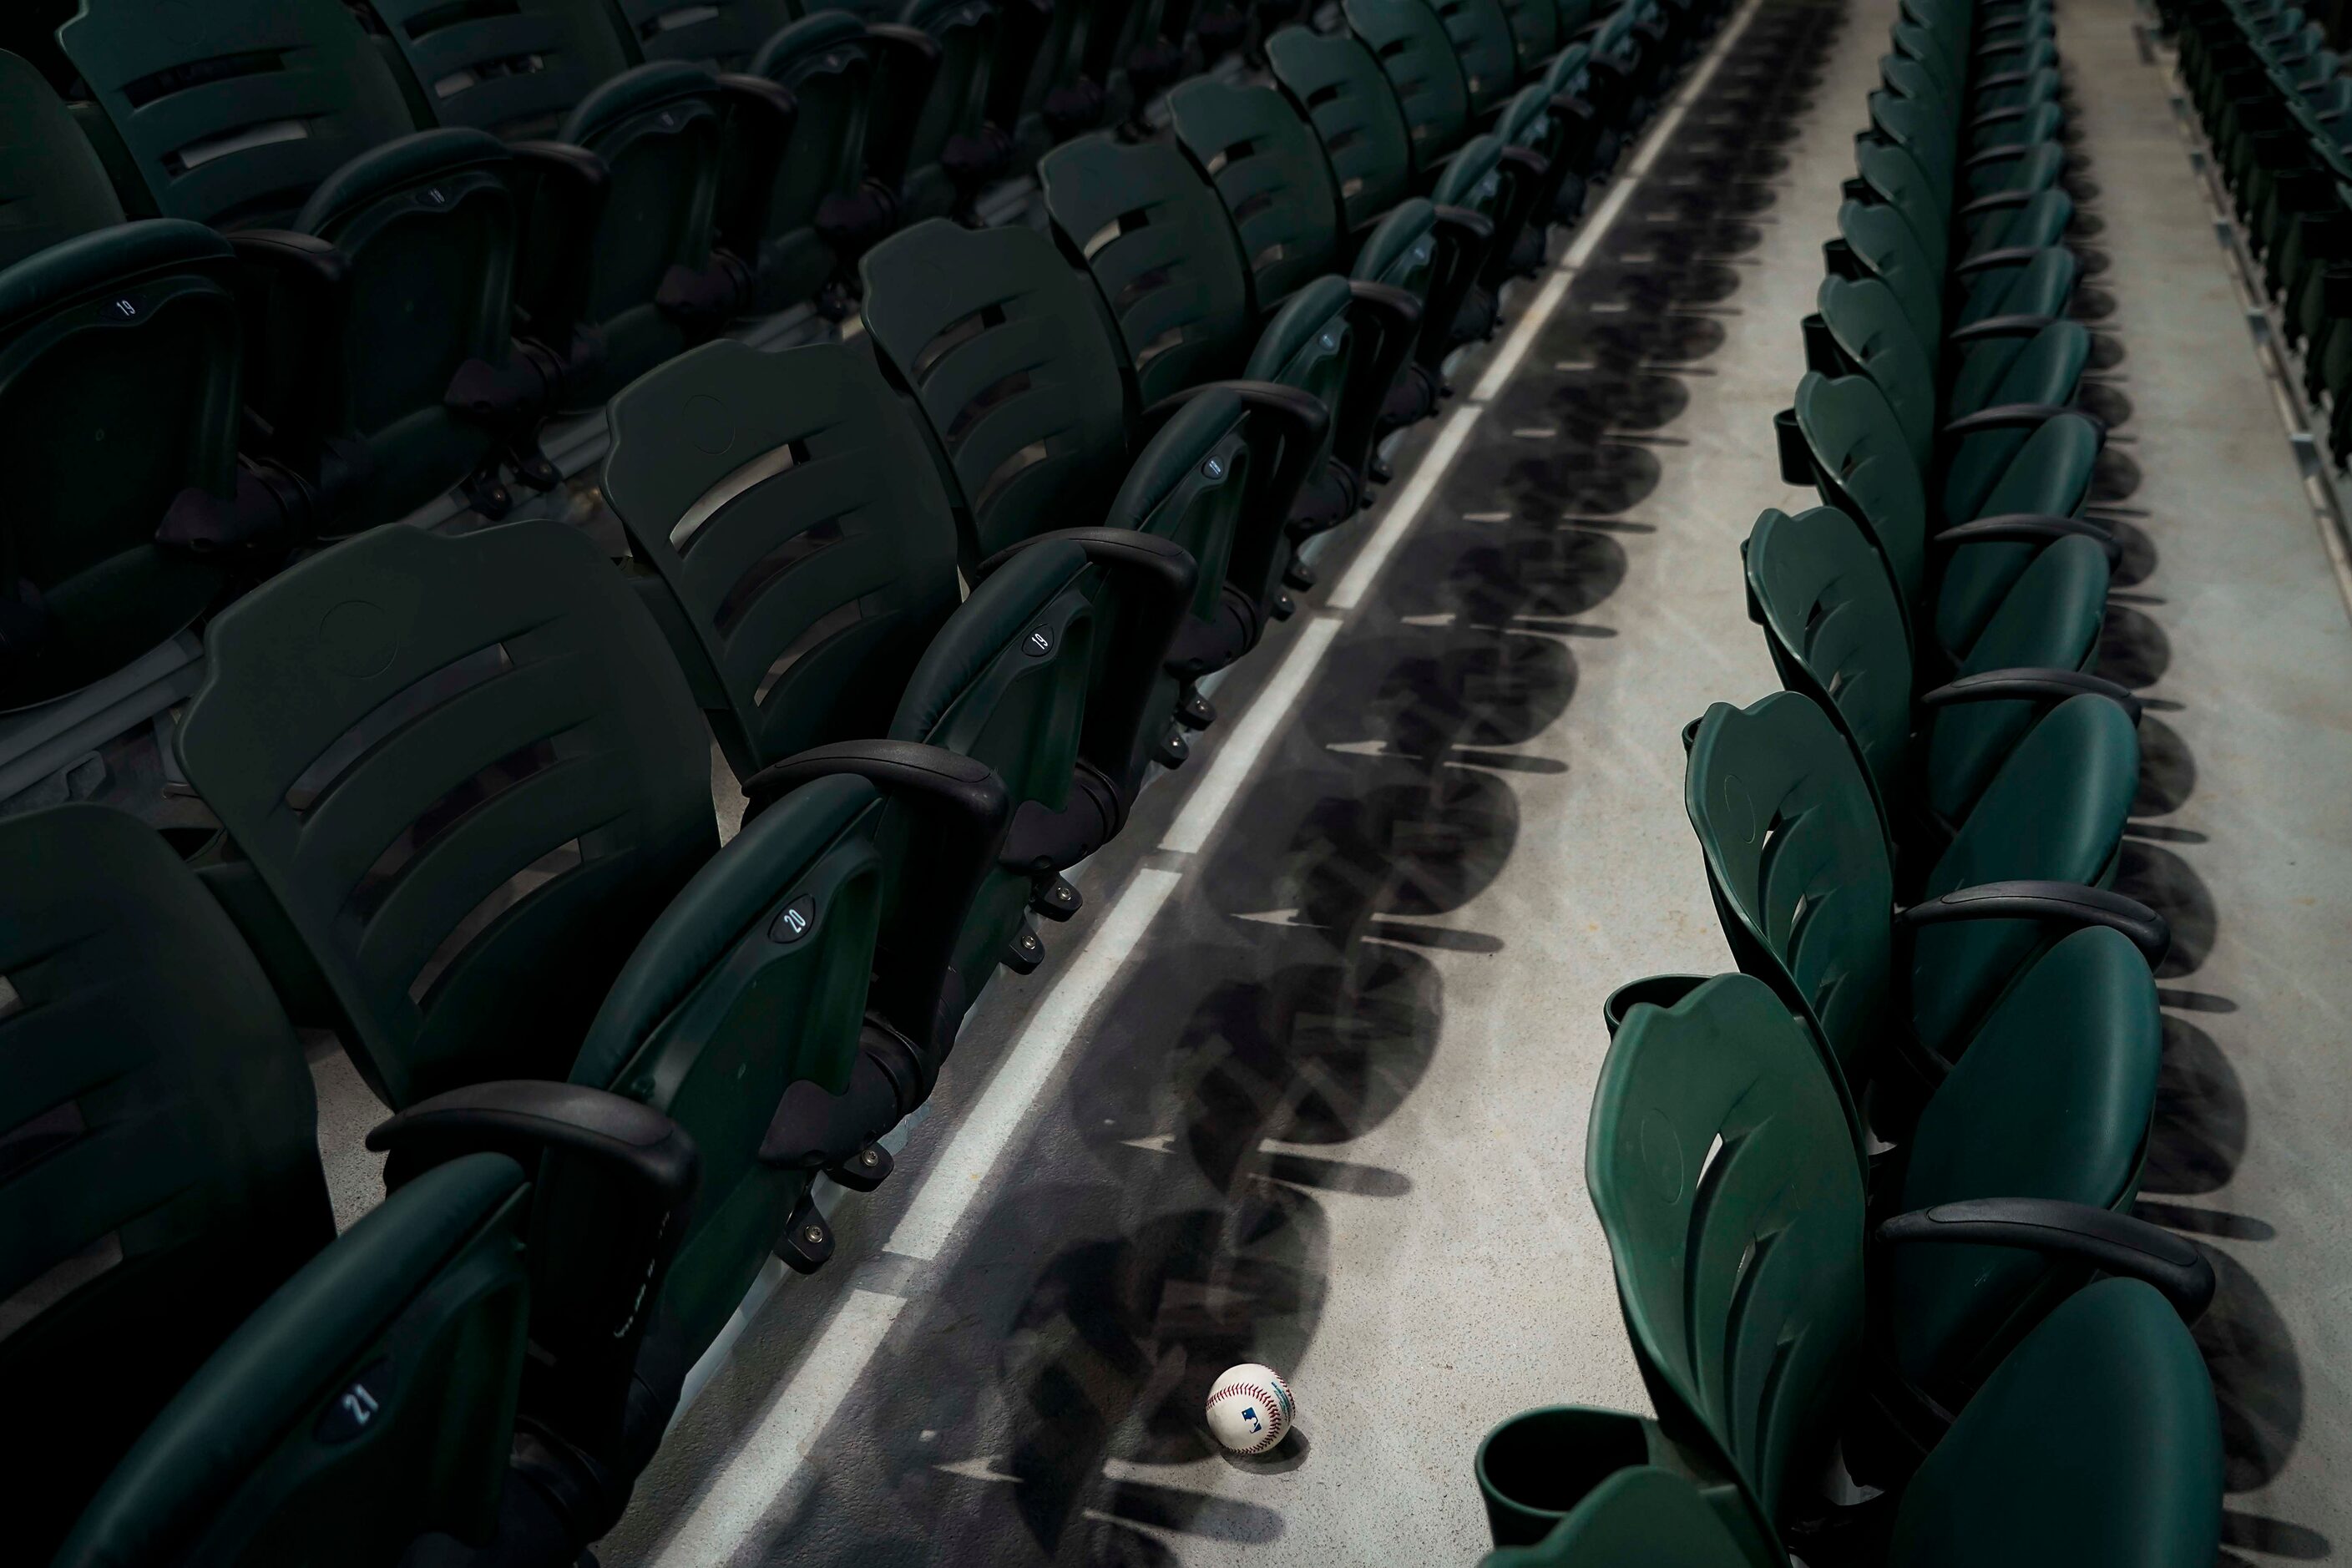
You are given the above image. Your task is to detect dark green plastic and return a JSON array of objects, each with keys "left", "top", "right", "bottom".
[
  {"left": 604, "top": 338, "right": 960, "bottom": 777},
  {"left": 0, "top": 804, "right": 335, "bottom": 1560},
  {"left": 1589, "top": 973, "right": 1863, "bottom": 1535},
  {"left": 53, "top": 1154, "right": 532, "bottom": 1568},
  {"left": 1434, "top": 0, "right": 1525, "bottom": 115},
  {"left": 0, "top": 49, "right": 125, "bottom": 271},
  {"left": 748, "top": 14, "right": 875, "bottom": 311},
  {"left": 1266, "top": 26, "right": 1420, "bottom": 229},
  {"left": 612, "top": 0, "right": 797, "bottom": 66},
  {"left": 1347, "top": 0, "right": 1474, "bottom": 175},
  {"left": 1479, "top": 1468, "right": 1758, "bottom": 1567},
  {"left": 1167, "top": 76, "right": 1355, "bottom": 306},
  {"left": 861, "top": 218, "right": 1134, "bottom": 567},
  {"left": 0, "top": 218, "right": 241, "bottom": 712}
]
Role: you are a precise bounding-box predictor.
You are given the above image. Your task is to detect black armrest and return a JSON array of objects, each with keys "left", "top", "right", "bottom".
[
  {"left": 1956, "top": 187, "right": 2035, "bottom": 217},
  {"left": 863, "top": 23, "right": 944, "bottom": 189},
  {"left": 1970, "top": 68, "right": 2032, "bottom": 90},
  {"left": 1499, "top": 142, "right": 1551, "bottom": 181},
  {"left": 979, "top": 528, "right": 1199, "bottom": 798},
  {"left": 1967, "top": 103, "right": 2030, "bottom": 132},
  {"left": 1894, "top": 879, "right": 2171, "bottom": 967},
  {"left": 366, "top": 1080, "right": 698, "bottom": 1449},
  {"left": 742, "top": 739, "right": 1009, "bottom": 1057},
  {"left": 712, "top": 73, "right": 799, "bottom": 257},
  {"left": 1139, "top": 376, "right": 1331, "bottom": 453},
  {"left": 1432, "top": 202, "right": 1496, "bottom": 245},
  {"left": 1946, "top": 311, "right": 2062, "bottom": 342},
  {"left": 1952, "top": 243, "right": 2057, "bottom": 277},
  {"left": 1918, "top": 666, "right": 2143, "bottom": 723},
  {"left": 226, "top": 230, "right": 351, "bottom": 458},
  {"left": 1877, "top": 1198, "right": 2216, "bottom": 1321},
  {"left": 506, "top": 139, "right": 611, "bottom": 344},
  {"left": 1935, "top": 513, "right": 2122, "bottom": 565},
  {"left": 1338, "top": 281, "right": 1424, "bottom": 467},
  {"left": 1960, "top": 140, "right": 2037, "bottom": 175},
  {"left": 1347, "top": 278, "right": 1424, "bottom": 336},
  {"left": 1940, "top": 401, "right": 2107, "bottom": 441}
]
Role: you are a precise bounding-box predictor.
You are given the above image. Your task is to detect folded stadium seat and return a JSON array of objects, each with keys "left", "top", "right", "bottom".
[
  {"left": 1342, "top": 0, "right": 1537, "bottom": 339},
  {"left": 0, "top": 55, "right": 277, "bottom": 715},
  {"left": 1039, "top": 132, "right": 1420, "bottom": 548},
  {"left": 1581, "top": 973, "right": 2223, "bottom": 1550},
  {"left": 1475, "top": 1463, "right": 1757, "bottom": 1567},
  {"left": 53, "top": 2, "right": 549, "bottom": 531},
  {"left": 1263, "top": 24, "right": 1509, "bottom": 367},
  {"left": 1423, "top": 0, "right": 1607, "bottom": 276},
  {"left": 601, "top": 338, "right": 1196, "bottom": 984},
  {"left": 1744, "top": 504, "right": 2137, "bottom": 859},
  {"left": 1, "top": 805, "right": 548, "bottom": 1567},
  {"left": 862, "top": 218, "right": 1329, "bottom": 760},
  {"left": 173, "top": 519, "right": 1002, "bottom": 1541},
  {"left": 358, "top": 0, "right": 790, "bottom": 409},
  {"left": 1683, "top": 695, "right": 2180, "bottom": 1406},
  {"left": 859, "top": 0, "right": 1014, "bottom": 225},
  {"left": 1805, "top": 274, "right": 2093, "bottom": 523},
  {"left": 1864, "top": 89, "right": 2071, "bottom": 255},
  {"left": 612, "top": 0, "right": 914, "bottom": 317},
  {"left": 1782, "top": 369, "right": 2112, "bottom": 678},
  {"left": 1006, "top": 0, "right": 1118, "bottom": 162},
  {"left": 1829, "top": 197, "right": 2079, "bottom": 372},
  {"left": 1167, "top": 74, "right": 1452, "bottom": 440}
]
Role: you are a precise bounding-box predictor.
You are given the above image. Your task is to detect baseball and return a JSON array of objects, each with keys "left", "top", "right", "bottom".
[{"left": 1205, "top": 1363, "right": 1296, "bottom": 1454}]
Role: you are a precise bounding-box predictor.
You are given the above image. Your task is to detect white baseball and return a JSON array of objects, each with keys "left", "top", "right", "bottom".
[{"left": 1205, "top": 1363, "right": 1296, "bottom": 1454}]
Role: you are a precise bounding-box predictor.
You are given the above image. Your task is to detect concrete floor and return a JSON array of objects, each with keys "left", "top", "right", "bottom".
[
  {"left": 272, "top": 0, "right": 2352, "bottom": 1558},
  {"left": 593, "top": 1, "right": 1880, "bottom": 1561},
  {"left": 2066, "top": 5, "right": 2352, "bottom": 1560}
]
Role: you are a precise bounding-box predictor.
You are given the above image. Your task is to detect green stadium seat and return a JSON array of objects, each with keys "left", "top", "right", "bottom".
[
  {"left": 602, "top": 337, "right": 1197, "bottom": 984},
  {"left": 2, "top": 804, "right": 544, "bottom": 1565},
  {"left": 56, "top": 2, "right": 548, "bottom": 529},
  {"left": 1576, "top": 972, "right": 2222, "bottom": 1556},
  {"left": 175, "top": 518, "right": 999, "bottom": 1534},
  {"left": 1683, "top": 695, "right": 2180, "bottom": 1398},
  {"left": 862, "top": 217, "right": 1328, "bottom": 762}
]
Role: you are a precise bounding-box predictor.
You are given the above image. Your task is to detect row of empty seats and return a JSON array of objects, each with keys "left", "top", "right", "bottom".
[
  {"left": 2162, "top": 0, "right": 2352, "bottom": 460},
  {"left": 0, "top": 0, "right": 1737, "bottom": 1560},
  {"left": 1466, "top": 0, "right": 2233, "bottom": 1560}
]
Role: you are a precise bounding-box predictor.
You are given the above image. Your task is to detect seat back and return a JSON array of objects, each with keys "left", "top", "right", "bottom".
[
  {"left": 1588, "top": 972, "right": 1863, "bottom": 1535},
  {"left": 1836, "top": 196, "right": 1944, "bottom": 348},
  {"left": 861, "top": 218, "right": 1136, "bottom": 568},
  {"left": 1433, "top": 0, "right": 1525, "bottom": 117},
  {"left": 1813, "top": 273, "right": 1937, "bottom": 473},
  {"left": 0, "top": 804, "right": 336, "bottom": 1560},
  {"left": 1682, "top": 692, "right": 1895, "bottom": 1109},
  {"left": 602, "top": 339, "right": 962, "bottom": 778},
  {"left": 1496, "top": 0, "right": 1560, "bottom": 80},
  {"left": 1346, "top": 0, "right": 1475, "bottom": 175},
  {"left": 1040, "top": 132, "right": 1258, "bottom": 404},
  {"left": 0, "top": 49, "right": 126, "bottom": 271},
  {"left": 175, "top": 522, "right": 720, "bottom": 1110},
  {"left": 366, "top": 0, "right": 636, "bottom": 141},
  {"left": 1743, "top": 506, "right": 1914, "bottom": 832},
  {"left": 1167, "top": 76, "right": 1351, "bottom": 309},
  {"left": 1266, "top": 26, "right": 1420, "bottom": 230},
  {"left": 0, "top": 220, "right": 244, "bottom": 712},
  {"left": 59, "top": 0, "right": 417, "bottom": 231},
  {"left": 1788, "top": 370, "right": 1930, "bottom": 637},
  {"left": 53, "top": 1154, "right": 531, "bottom": 1568},
  {"left": 612, "top": 0, "right": 797, "bottom": 67}
]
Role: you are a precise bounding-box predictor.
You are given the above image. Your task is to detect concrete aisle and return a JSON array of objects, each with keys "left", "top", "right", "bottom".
[
  {"left": 602, "top": 0, "right": 1891, "bottom": 1562},
  {"left": 2067, "top": 4, "right": 2352, "bottom": 1560}
]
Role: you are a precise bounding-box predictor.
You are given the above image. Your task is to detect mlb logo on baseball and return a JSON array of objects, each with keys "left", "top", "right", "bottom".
[{"left": 1206, "top": 1363, "right": 1296, "bottom": 1455}]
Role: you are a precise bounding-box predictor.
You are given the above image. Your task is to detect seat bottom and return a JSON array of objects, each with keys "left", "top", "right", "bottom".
[{"left": 1889, "top": 1278, "right": 2223, "bottom": 1568}]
